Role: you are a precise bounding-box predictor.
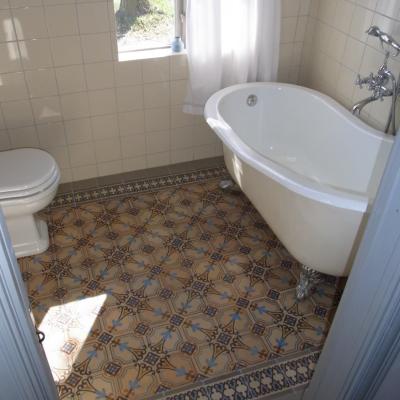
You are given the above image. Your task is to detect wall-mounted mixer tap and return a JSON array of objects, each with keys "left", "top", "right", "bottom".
[{"left": 352, "top": 26, "right": 399, "bottom": 135}]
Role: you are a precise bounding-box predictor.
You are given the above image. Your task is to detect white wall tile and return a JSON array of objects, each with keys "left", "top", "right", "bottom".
[
  {"left": 281, "top": 17, "right": 298, "bottom": 43},
  {"left": 69, "top": 141, "right": 96, "bottom": 167},
  {"left": 64, "top": 117, "right": 92, "bottom": 144},
  {"left": 2, "top": 99, "right": 33, "bottom": 127},
  {"left": 144, "top": 107, "right": 170, "bottom": 132},
  {"left": 122, "top": 155, "right": 146, "bottom": 172},
  {"left": 77, "top": 2, "right": 110, "bottom": 34},
  {"left": 121, "top": 135, "right": 146, "bottom": 158},
  {"left": 97, "top": 159, "right": 122, "bottom": 176},
  {"left": 170, "top": 105, "right": 200, "bottom": 128},
  {"left": 0, "top": 111, "right": 5, "bottom": 130},
  {"left": 25, "top": 68, "right": 57, "bottom": 98},
  {"left": 116, "top": 84, "right": 143, "bottom": 112},
  {"left": 31, "top": 95, "right": 62, "bottom": 123},
  {"left": 170, "top": 80, "right": 187, "bottom": 105},
  {"left": 94, "top": 137, "right": 121, "bottom": 162},
  {"left": 84, "top": 61, "right": 114, "bottom": 90},
  {"left": 170, "top": 54, "right": 188, "bottom": 80},
  {"left": 170, "top": 148, "right": 193, "bottom": 164},
  {"left": 72, "top": 164, "right": 98, "bottom": 180},
  {"left": 144, "top": 82, "right": 170, "bottom": 108},
  {"left": 171, "top": 126, "right": 194, "bottom": 150},
  {"left": 60, "top": 92, "right": 90, "bottom": 120},
  {"left": 146, "top": 130, "right": 169, "bottom": 154},
  {"left": 55, "top": 65, "right": 86, "bottom": 94},
  {"left": 0, "top": 0, "right": 271, "bottom": 182},
  {"left": 0, "top": 0, "right": 10, "bottom": 9},
  {"left": 142, "top": 57, "right": 169, "bottom": 83},
  {"left": 0, "top": 129, "right": 10, "bottom": 150},
  {"left": 0, "top": 71, "right": 27, "bottom": 101},
  {"left": 10, "top": 0, "right": 42, "bottom": 7},
  {"left": 0, "top": 42, "right": 21, "bottom": 73},
  {"left": 91, "top": 113, "right": 118, "bottom": 140},
  {"left": 44, "top": 4, "right": 78, "bottom": 37},
  {"left": 0, "top": 10, "right": 16, "bottom": 42},
  {"left": 8, "top": 125, "right": 38, "bottom": 147},
  {"left": 19, "top": 39, "right": 52, "bottom": 70},
  {"left": 88, "top": 88, "right": 116, "bottom": 116},
  {"left": 303, "top": 0, "right": 400, "bottom": 131},
  {"left": 282, "top": 0, "right": 301, "bottom": 17},
  {"left": 45, "top": 145, "right": 70, "bottom": 170},
  {"left": 194, "top": 144, "right": 217, "bottom": 160},
  {"left": 50, "top": 36, "right": 82, "bottom": 66},
  {"left": 118, "top": 110, "right": 144, "bottom": 136},
  {"left": 37, "top": 121, "right": 66, "bottom": 146},
  {"left": 114, "top": 60, "right": 142, "bottom": 86},
  {"left": 81, "top": 33, "right": 112, "bottom": 63},
  {"left": 13, "top": 6, "right": 47, "bottom": 40},
  {"left": 146, "top": 151, "right": 170, "bottom": 168}
]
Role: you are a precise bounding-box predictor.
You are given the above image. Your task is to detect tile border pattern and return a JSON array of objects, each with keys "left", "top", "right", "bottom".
[
  {"left": 151, "top": 350, "right": 320, "bottom": 400},
  {"left": 51, "top": 164, "right": 229, "bottom": 208}
]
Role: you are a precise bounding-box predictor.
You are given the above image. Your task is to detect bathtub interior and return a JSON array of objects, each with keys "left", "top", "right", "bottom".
[{"left": 218, "top": 85, "right": 393, "bottom": 199}]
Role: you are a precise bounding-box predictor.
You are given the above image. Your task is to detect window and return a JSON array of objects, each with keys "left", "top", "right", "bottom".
[{"left": 114, "top": 0, "right": 185, "bottom": 55}]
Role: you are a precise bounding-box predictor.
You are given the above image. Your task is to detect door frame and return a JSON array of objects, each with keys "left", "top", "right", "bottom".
[
  {"left": 0, "top": 209, "right": 58, "bottom": 400},
  {"left": 305, "top": 128, "right": 400, "bottom": 399}
]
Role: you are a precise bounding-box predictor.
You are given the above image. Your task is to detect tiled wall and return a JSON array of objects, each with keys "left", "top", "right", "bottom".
[
  {"left": 0, "top": 0, "right": 310, "bottom": 183},
  {"left": 0, "top": 0, "right": 222, "bottom": 183},
  {"left": 279, "top": 0, "right": 312, "bottom": 83},
  {"left": 301, "top": 0, "right": 400, "bottom": 131},
  {"left": 2, "top": 0, "right": 397, "bottom": 181}
]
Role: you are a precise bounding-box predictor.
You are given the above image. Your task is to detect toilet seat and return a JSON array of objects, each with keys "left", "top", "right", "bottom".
[{"left": 0, "top": 149, "right": 59, "bottom": 201}]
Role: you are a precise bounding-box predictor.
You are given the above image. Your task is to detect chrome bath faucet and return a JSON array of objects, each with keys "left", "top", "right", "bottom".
[{"left": 351, "top": 26, "right": 400, "bottom": 135}]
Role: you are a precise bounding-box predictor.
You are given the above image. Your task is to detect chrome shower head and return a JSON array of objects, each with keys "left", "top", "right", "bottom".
[
  {"left": 366, "top": 25, "right": 400, "bottom": 56},
  {"left": 367, "top": 25, "right": 382, "bottom": 37}
]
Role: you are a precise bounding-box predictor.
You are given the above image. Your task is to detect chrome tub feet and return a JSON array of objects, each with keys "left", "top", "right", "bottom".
[
  {"left": 296, "top": 265, "right": 324, "bottom": 301},
  {"left": 219, "top": 179, "right": 236, "bottom": 191}
]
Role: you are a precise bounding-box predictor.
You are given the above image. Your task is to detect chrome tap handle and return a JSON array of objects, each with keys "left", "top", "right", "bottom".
[
  {"left": 355, "top": 74, "right": 364, "bottom": 88},
  {"left": 356, "top": 73, "right": 373, "bottom": 89}
]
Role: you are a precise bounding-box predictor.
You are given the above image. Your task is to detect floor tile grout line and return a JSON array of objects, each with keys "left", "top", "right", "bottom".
[{"left": 23, "top": 176, "right": 339, "bottom": 399}]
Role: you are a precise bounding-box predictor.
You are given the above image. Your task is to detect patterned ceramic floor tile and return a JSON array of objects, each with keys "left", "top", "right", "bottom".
[{"left": 20, "top": 170, "right": 342, "bottom": 400}]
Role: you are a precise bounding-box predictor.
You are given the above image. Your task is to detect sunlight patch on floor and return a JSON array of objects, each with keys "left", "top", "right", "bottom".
[{"left": 39, "top": 294, "right": 107, "bottom": 383}]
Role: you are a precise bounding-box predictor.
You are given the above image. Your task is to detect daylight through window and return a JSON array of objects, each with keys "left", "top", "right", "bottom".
[{"left": 114, "top": 0, "right": 180, "bottom": 53}]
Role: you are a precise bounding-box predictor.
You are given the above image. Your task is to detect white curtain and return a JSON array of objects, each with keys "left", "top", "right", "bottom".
[{"left": 183, "top": 0, "right": 281, "bottom": 115}]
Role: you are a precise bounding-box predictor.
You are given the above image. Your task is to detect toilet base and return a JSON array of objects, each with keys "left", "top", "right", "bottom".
[{"left": 6, "top": 214, "right": 49, "bottom": 258}]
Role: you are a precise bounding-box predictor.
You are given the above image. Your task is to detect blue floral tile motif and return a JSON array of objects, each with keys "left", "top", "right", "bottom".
[{"left": 24, "top": 164, "right": 341, "bottom": 400}]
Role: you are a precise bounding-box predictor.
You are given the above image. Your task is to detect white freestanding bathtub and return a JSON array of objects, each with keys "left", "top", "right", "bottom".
[{"left": 205, "top": 83, "right": 393, "bottom": 278}]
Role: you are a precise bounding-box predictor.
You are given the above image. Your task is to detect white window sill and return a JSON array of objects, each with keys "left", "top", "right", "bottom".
[{"left": 118, "top": 48, "right": 187, "bottom": 62}]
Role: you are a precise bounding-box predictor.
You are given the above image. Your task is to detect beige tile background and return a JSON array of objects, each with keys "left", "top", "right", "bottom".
[
  {"left": 0, "top": 0, "right": 311, "bottom": 183},
  {"left": 6, "top": 0, "right": 399, "bottom": 181},
  {"left": 301, "top": 0, "right": 400, "bottom": 131}
]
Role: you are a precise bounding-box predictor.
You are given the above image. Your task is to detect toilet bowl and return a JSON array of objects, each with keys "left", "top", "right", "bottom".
[{"left": 0, "top": 148, "right": 60, "bottom": 258}]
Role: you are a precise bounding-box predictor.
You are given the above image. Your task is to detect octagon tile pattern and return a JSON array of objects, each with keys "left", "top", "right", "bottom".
[{"left": 19, "top": 166, "right": 343, "bottom": 399}]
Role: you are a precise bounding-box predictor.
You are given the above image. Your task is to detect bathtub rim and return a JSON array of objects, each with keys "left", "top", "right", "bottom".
[{"left": 205, "top": 82, "right": 393, "bottom": 213}]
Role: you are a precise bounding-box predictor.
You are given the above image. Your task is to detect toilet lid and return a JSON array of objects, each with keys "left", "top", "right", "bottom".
[{"left": 0, "top": 149, "right": 59, "bottom": 200}]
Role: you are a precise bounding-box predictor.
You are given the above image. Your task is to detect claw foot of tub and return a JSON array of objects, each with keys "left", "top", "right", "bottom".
[
  {"left": 219, "top": 179, "right": 240, "bottom": 192},
  {"left": 296, "top": 266, "right": 323, "bottom": 301},
  {"left": 219, "top": 179, "right": 235, "bottom": 190}
]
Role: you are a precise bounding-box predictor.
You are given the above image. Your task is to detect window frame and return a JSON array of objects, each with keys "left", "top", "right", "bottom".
[{"left": 115, "top": 0, "right": 186, "bottom": 56}]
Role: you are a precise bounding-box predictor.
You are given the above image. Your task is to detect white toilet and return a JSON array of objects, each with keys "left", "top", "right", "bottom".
[{"left": 0, "top": 148, "right": 60, "bottom": 258}]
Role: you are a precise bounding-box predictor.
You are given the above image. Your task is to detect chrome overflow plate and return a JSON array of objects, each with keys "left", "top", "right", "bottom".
[{"left": 247, "top": 94, "right": 258, "bottom": 107}]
